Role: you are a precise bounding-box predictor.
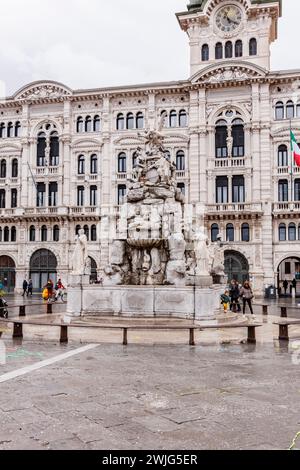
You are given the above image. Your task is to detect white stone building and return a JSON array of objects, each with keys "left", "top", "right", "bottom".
[{"left": 0, "top": 0, "right": 298, "bottom": 295}]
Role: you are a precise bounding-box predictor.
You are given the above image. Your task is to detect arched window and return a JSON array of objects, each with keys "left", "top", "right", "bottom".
[
  {"left": 278, "top": 180, "right": 288, "bottom": 202},
  {"left": 15, "top": 121, "right": 21, "bottom": 138},
  {"left": 4, "top": 227, "right": 9, "bottom": 242},
  {"left": 117, "top": 113, "right": 125, "bottom": 130},
  {"left": 179, "top": 110, "right": 188, "bottom": 128},
  {"left": 211, "top": 224, "right": 219, "bottom": 242},
  {"left": 225, "top": 41, "right": 233, "bottom": 58},
  {"left": 90, "top": 186, "right": 97, "bottom": 206},
  {"left": 0, "top": 228, "right": 2, "bottom": 242},
  {"left": 297, "top": 103, "right": 300, "bottom": 118},
  {"left": 84, "top": 225, "right": 89, "bottom": 241},
  {"left": 215, "top": 120, "right": 228, "bottom": 158},
  {"left": 77, "top": 117, "right": 84, "bottom": 133},
  {"left": 136, "top": 112, "right": 144, "bottom": 129},
  {"left": 78, "top": 155, "right": 85, "bottom": 175},
  {"left": 0, "top": 123, "right": 5, "bottom": 139},
  {"left": 0, "top": 160, "right": 6, "bottom": 178},
  {"left": 241, "top": 223, "right": 250, "bottom": 242},
  {"left": 249, "top": 38, "right": 257, "bottom": 56},
  {"left": 11, "top": 227, "right": 16, "bottom": 243},
  {"left": 295, "top": 179, "right": 300, "bottom": 201},
  {"left": 50, "top": 131, "right": 59, "bottom": 166},
  {"left": 288, "top": 223, "right": 296, "bottom": 241},
  {"left": 29, "top": 226, "right": 36, "bottom": 242},
  {"left": 41, "top": 226, "right": 47, "bottom": 242},
  {"left": 75, "top": 225, "right": 81, "bottom": 235},
  {"left": 53, "top": 225, "right": 60, "bottom": 242},
  {"left": 118, "top": 152, "right": 127, "bottom": 173},
  {"left": 90, "top": 154, "right": 98, "bottom": 174},
  {"left": 201, "top": 44, "right": 209, "bottom": 61},
  {"left": 49, "top": 182, "right": 58, "bottom": 207},
  {"left": 93, "top": 115, "right": 101, "bottom": 132},
  {"left": 275, "top": 102, "right": 284, "bottom": 120},
  {"left": 235, "top": 40, "right": 243, "bottom": 57},
  {"left": 226, "top": 224, "right": 234, "bottom": 242},
  {"left": 232, "top": 118, "right": 245, "bottom": 157},
  {"left": 91, "top": 225, "right": 97, "bottom": 242},
  {"left": 7, "top": 122, "right": 13, "bottom": 138},
  {"left": 286, "top": 101, "right": 295, "bottom": 120},
  {"left": 85, "top": 116, "right": 92, "bottom": 133},
  {"left": 126, "top": 113, "right": 134, "bottom": 130},
  {"left": 132, "top": 151, "right": 138, "bottom": 168},
  {"left": 37, "top": 132, "right": 46, "bottom": 167},
  {"left": 215, "top": 42, "right": 223, "bottom": 60},
  {"left": 161, "top": 110, "right": 168, "bottom": 128},
  {"left": 12, "top": 159, "right": 18, "bottom": 178},
  {"left": 278, "top": 145, "right": 288, "bottom": 167},
  {"left": 169, "top": 110, "right": 177, "bottom": 128},
  {"left": 176, "top": 150, "right": 185, "bottom": 171}
]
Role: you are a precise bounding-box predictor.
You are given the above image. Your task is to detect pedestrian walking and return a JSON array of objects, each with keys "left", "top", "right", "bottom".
[
  {"left": 22, "top": 279, "right": 28, "bottom": 297},
  {"left": 229, "top": 279, "right": 241, "bottom": 312},
  {"left": 240, "top": 281, "right": 254, "bottom": 317},
  {"left": 283, "top": 279, "right": 288, "bottom": 295},
  {"left": 27, "top": 279, "right": 33, "bottom": 297}
]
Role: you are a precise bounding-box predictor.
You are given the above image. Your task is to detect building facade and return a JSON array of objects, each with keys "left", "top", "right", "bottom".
[{"left": 0, "top": 0, "right": 298, "bottom": 295}]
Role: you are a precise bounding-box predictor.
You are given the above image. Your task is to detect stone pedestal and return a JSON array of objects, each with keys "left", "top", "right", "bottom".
[
  {"left": 193, "top": 275, "right": 213, "bottom": 288},
  {"left": 66, "top": 285, "right": 223, "bottom": 320},
  {"left": 66, "top": 274, "right": 90, "bottom": 318}
]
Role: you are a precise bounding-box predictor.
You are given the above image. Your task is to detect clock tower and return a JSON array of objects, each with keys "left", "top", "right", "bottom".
[{"left": 176, "top": 0, "right": 282, "bottom": 77}]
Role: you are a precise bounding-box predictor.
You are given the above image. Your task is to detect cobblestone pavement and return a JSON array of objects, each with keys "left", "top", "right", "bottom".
[{"left": 0, "top": 299, "right": 300, "bottom": 450}]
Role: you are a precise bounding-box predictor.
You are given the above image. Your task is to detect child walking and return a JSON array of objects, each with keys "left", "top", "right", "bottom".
[{"left": 221, "top": 290, "right": 231, "bottom": 313}]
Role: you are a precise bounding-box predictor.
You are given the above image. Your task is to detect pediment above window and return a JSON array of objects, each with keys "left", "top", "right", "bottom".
[
  {"left": 14, "top": 81, "right": 72, "bottom": 101},
  {"left": 190, "top": 61, "right": 267, "bottom": 85}
]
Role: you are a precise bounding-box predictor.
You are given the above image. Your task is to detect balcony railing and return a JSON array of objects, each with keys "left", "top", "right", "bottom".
[
  {"left": 277, "top": 166, "right": 300, "bottom": 175},
  {"left": 207, "top": 203, "right": 263, "bottom": 213},
  {"left": 273, "top": 202, "right": 300, "bottom": 212},
  {"left": 215, "top": 158, "right": 245, "bottom": 168}
]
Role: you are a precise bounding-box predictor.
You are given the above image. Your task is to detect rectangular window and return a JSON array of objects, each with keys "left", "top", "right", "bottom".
[
  {"left": 295, "top": 180, "right": 300, "bottom": 201},
  {"left": 0, "top": 189, "right": 5, "bottom": 208},
  {"left": 49, "top": 182, "right": 58, "bottom": 207},
  {"left": 11, "top": 189, "right": 17, "bottom": 208},
  {"left": 37, "top": 183, "right": 45, "bottom": 207},
  {"left": 232, "top": 176, "right": 245, "bottom": 203},
  {"left": 90, "top": 186, "right": 97, "bottom": 206},
  {"left": 216, "top": 176, "right": 228, "bottom": 204},
  {"left": 77, "top": 186, "right": 85, "bottom": 206},
  {"left": 118, "top": 185, "right": 127, "bottom": 205},
  {"left": 285, "top": 262, "right": 291, "bottom": 275},
  {"left": 278, "top": 180, "right": 288, "bottom": 202},
  {"left": 215, "top": 126, "right": 228, "bottom": 158}
]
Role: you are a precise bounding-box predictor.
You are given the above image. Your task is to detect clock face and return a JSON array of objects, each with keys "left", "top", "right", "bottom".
[{"left": 215, "top": 5, "right": 242, "bottom": 33}]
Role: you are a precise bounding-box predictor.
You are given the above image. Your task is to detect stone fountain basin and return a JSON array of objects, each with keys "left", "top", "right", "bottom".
[{"left": 126, "top": 239, "right": 163, "bottom": 249}]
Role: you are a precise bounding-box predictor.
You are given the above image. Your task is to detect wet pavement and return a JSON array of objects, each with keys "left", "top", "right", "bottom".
[{"left": 0, "top": 298, "right": 300, "bottom": 450}]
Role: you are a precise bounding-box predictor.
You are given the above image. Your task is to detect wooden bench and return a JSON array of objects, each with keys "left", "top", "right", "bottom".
[
  {"left": 273, "top": 319, "right": 300, "bottom": 341},
  {"left": 1, "top": 319, "right": 262, "bottom": 346}
]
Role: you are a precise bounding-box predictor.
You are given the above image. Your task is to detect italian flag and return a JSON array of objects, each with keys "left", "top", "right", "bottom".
[{"left": 291, "top": 130, "right": 300, "bottom": 167}]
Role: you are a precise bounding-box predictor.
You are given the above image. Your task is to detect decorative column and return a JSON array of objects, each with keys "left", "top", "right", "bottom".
[{"left": 188, "top": 90, "right": 200, "bottom": 203}]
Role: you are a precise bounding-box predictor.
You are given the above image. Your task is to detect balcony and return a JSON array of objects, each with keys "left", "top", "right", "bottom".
[
  {"left": 207, "top": 203, "right": 263, "bottom": 214},
  {"left": 70, "top": 206, "right": 100, "bottom": 216},
  {"left": 277, "top": 166, "right": 300, "bottom": 175},
  {"left": 35, "top": 167, "right": 60, "bottom": 176},
  {"left": 273, "top": 202, "right": 300, "bottom": 213},
  {"left": 214, "top": 158, "right": 246, "bottom": 168}
]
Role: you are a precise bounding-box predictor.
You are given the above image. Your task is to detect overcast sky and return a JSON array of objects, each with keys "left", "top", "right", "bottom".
[{"left": 0, "top": 0, "right": 297, "bottom": 96}]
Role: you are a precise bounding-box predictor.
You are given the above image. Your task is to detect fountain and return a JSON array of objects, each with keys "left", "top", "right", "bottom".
[{"left": 66, "top": 125, "right": 225, "bottom": 319}]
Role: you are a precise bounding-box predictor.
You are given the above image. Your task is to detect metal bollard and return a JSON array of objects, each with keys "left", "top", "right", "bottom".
[
  {"left": 262, "top": 305, "right": 268, "bottom": 316},
  {"left": 281, "top": 307, "right": 287, "bottom": 318},
  {"left": 19, "top": 305, "right": 26, "bottom": 317},
  {"left": 123, "top": 328, "right": 128, "bottom": 346},
  {"left": 47, "top": 303, "right": 53, "bottom": 314},
  {"left": 189, "top": 328, "right": 195, "bottom": 346}
]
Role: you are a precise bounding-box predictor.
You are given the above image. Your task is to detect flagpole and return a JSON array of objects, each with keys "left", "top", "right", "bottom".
[{"left": 290, "top": 119, "right": 293, "bottom": 204}]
